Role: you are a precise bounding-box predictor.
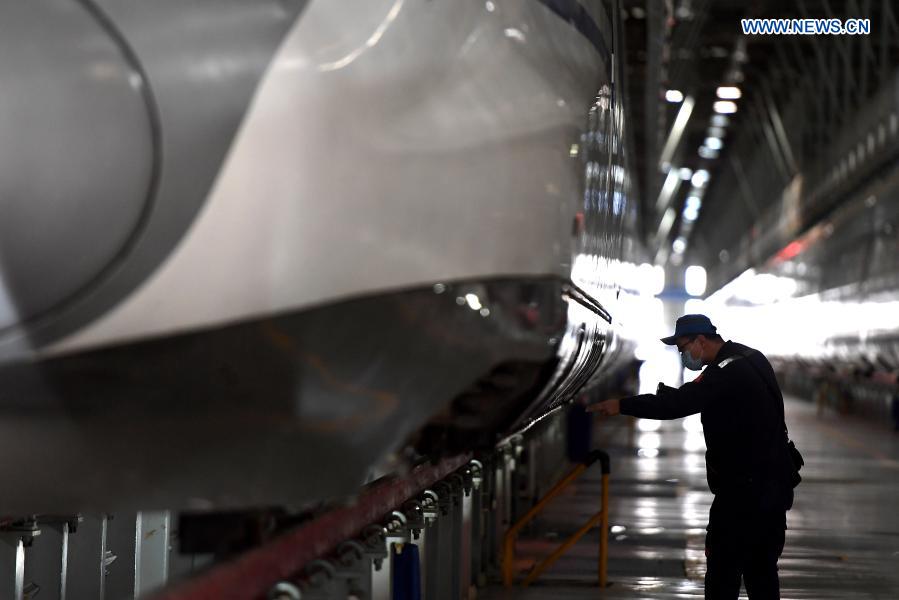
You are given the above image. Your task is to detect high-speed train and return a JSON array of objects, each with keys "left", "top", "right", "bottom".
[{"left": 0, "top": 0, "right": 639, "bottom": 512}]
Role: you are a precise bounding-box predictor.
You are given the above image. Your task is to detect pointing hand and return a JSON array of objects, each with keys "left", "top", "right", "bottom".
[{"left": 585, "top": 398, "right": 620, "bottom": 416}]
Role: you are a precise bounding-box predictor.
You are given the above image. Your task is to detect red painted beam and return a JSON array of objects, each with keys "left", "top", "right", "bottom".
[{"left": 153, "top": 454, "right": 472, "bottom": 600}]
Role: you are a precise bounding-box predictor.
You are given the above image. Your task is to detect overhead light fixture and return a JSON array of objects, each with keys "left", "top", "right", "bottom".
[
  {"left": 666, "top": 89, "right": 684, "bottom": 103},
  {"left": 637, "top": 263, "right": 665, "bottom": 295},
  {"left": 716, "top": 86, "right": 742, "bottom": 99},
  {"left": 655, "top": 170, "right": 680, "bottom": 213},
  {"left": 691, "top": 169, "right": 710, "bottom": 187},
  {"left": 683, "top": 205, "right": 700, "bottom": 221},
  {"left": 685, "top": 196, "right": 702, "bottom": 211},
  {"left": 685, "top": 266, "right": 707, "bottom": 296},
  {"left": 672, "top": 237, "right": 687, "bottom": 254},
  {"left": 465, "top": 293, "right": 482, "bottom": 311},
  {"left": 656, "top": 208, "right": 677, "bottom": 252},
  {"left": 678, "top": 167, "right": 693, "bottom": 180},
  {"left": 712, "top": 115, "right": 729, "bottom": 127},
  {"left": 714, "top": 101, "right": 738, "bottom": 114},
  {"left": 707, "top": 126, "right": 725, "bottom": 138},
  {"left": 698, "top": 146, "right": 719, "bottom": 159},
  {"left": 659, "top": 96, "right": 695, "bottom": 169},
  {"left": 704, "top": 137, "right": 723, "bottom": 150}
]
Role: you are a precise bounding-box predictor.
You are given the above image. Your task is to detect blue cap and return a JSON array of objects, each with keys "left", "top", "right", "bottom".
[{"left": 660, "top": 314, "right": 718, "bottom": 345}]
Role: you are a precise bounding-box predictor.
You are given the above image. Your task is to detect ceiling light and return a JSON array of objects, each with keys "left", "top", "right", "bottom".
[
  {"left": 637, "top": 263, "right": 665, "bottom": 296},
  {"left": 704, "top": 137, "right": 723, "bottom": 150},
  {"left": 716, "top": 86, "right": 742, "bottom": 99},
  {"left": 698, "top": 146, "right": 719, "bottom": 159},
  {"left": 685, "top": 196, "right": 702, "bottom": 211},
  {"left": 691, "top": 169, "right": 710, "bottom": 187},
  {"left": 707, "top": 126, "right": 725, "bottom": 138},
  {"left": 714, "top": 101, "right": 738, "bottom": 114},
  {"left": 666, "top": 89, "right": 684, "bottom": 103},
  {"left": 685, "top": 266, "right": 707, "bottom": 296},
  {"left": 678, "top": 167, "right": 693, "bottom": 180},
  {"left": 683, "top": 205, "right": 700, "bottom": 221},
  {"left": 712, "top": 115, "right": 729, "bottom": 127},
  {"left": 672, "top": 237, "right": 687, "bottom": 254}
]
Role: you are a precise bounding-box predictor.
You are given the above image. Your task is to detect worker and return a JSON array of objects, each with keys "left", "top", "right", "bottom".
[{"left": 588, "top": 314, "right": 796, "bottom": 600}]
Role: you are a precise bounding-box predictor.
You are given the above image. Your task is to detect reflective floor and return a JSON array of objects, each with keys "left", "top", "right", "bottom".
[{"left": 482, "top": 396, "right": 899, "bottom": 598}]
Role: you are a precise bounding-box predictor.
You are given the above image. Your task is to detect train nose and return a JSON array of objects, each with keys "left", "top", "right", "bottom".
[{"left": 0, "top": 2, "right": 156, "bottom": 335}]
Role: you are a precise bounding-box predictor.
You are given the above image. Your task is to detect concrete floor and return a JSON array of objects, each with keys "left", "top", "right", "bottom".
[{"left": 482, "top": 396, "right": 899, "bottom": 599}]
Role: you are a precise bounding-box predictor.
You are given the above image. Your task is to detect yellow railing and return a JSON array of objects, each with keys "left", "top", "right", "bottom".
[{"left": 502, "top": 449, "right": 611, "bottom": 588}]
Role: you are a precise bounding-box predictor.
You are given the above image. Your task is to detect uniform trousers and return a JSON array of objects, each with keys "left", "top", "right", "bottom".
[{"left": 704, "top": 494, "right": 786, "bottom": 600}]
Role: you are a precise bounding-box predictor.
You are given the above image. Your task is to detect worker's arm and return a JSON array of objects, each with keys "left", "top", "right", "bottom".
[{"left": 588, "top": 371, "right": 724, "bottom": 420}]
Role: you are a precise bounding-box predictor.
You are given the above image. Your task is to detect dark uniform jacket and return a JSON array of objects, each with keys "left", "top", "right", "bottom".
[{"left": 620, "top": 341, "right": 792, "bottom": 510}]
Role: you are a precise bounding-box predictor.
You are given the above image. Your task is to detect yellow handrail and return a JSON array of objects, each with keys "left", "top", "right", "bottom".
[{"left": 502, "top": 450, "right": 611, "bottom": 588}]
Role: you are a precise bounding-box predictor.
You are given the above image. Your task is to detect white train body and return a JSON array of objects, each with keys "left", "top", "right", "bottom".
[{"left": 0, "top": 0, "right": 637, "bottom": 510}]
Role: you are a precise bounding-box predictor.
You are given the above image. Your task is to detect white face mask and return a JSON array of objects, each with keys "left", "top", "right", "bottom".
[{"left": 681, "top": 340, "right": 704, "bottom": 371}]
